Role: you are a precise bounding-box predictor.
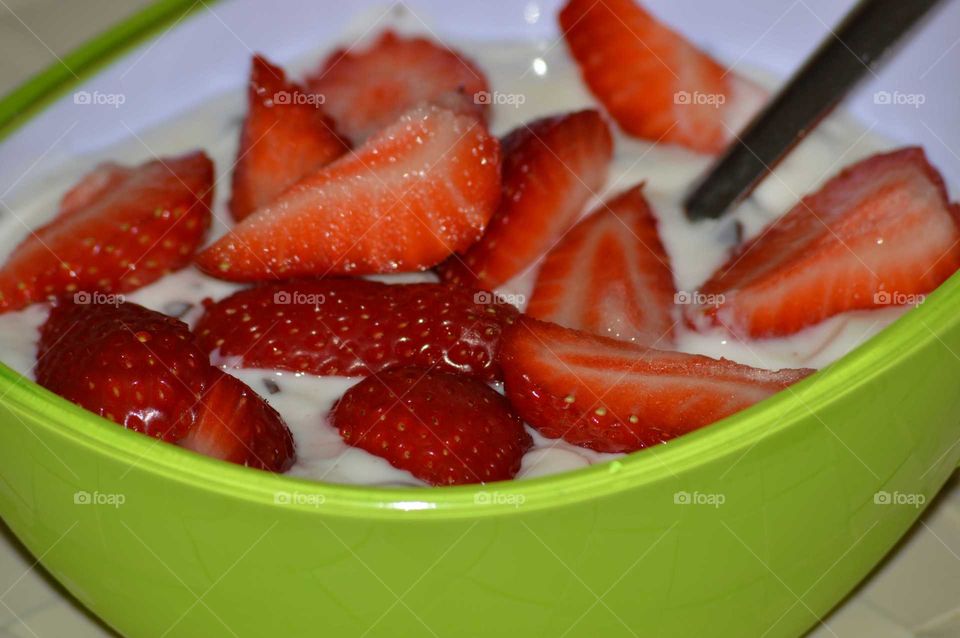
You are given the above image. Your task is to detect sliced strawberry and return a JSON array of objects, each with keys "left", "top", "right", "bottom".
[
  {"left": 36, "top": 299, "right": 210, "bottom": 442},
  {"left": 500, "top": 316, "right": 812, "bottom": 453},
  {"left": 194, "top": 279, "right": 518, "bottom": 381},
  {"left": 0, "top": 152, "right": 213, "bottom": 314},
  {"left": 559, "top": 0, "right": 759, "bottom": 153},
  {"left": 437, "top": 110, "right": 613, "bottom": 290},
  {"left": 690, "top": 147, "right": 960, "bottom": 338},
  {"left": 332, "top": 367, "right": 531, "bottom": 485},
  {"left": 527, "top": 184, "right": 677, "bottom": 345},
  {"left": 229, "top": 55, "right": 348, "bottom": 221},
  {"left": 306, "top": 30, "right": 490, "bottom": 144},
  {"left": 196, "top": 105, "right": 501, "bottom": 280},
  {"left": 179, "top": 369, "right": 295, "bottom": 472}
]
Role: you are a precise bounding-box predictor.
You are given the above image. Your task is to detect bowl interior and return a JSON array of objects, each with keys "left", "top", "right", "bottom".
[{"left": 0, "top": 0, "right": 958, "bottom": 515}]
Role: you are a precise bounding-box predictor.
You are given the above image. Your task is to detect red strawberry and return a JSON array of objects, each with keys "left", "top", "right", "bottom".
[
  {"left": 179, "top": 369, "right": 295, "bottom": 472},
  {"left": 306, "top": 30, "right": 490, "bottom": 144},
  {"left": 500, "top": 316, "right": 812, "bottom": 453},
  {"left": 36, "top": 299, "right": 210, "bottom": 442},
  {"left": 229, "top": 55, "right": 348, "bottom": 221},
  {"left": 194, "top": 279, "right": 518, "bottom": 381},
  {"left": 559, "top": 0, "right": 760, "bottom": 153},
  {"left": 438, "top": 110, "right": 613, "bottom": 290},
  {"left": 0, "top": 151, "right": 213, "bottom": 314},
  {"left": 527, "top": 184, "right": 677, "bottom": 345},
  {"left": 690, "top": 147, "right": 960, "bottom": 338},
  {"left": 196, "top": 105, "right": 501, "bottom": 280},
  {"left": 332, "top": 367, "right": 532, "bottom": 485}
]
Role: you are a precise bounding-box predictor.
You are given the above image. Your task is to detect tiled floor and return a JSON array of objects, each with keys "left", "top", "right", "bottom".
[{"left": 0, "top": 2, "right": 959, "bottom": 637}]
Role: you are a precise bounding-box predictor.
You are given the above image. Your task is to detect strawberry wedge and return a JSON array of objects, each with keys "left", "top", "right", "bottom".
[
  {"left": 559, "top": 0, "right": 762, "bottom": 153},
  {"left": 527, "top": 184, "right": 677, "bottom": 345},
  {"left": 500, "top": 317, "right": 812, "bottom": 453},
  {"left": 438, "top": 110, "right": 613, "bottom": 290},
  {"left": 333, "top": 367, "right": 531, "bottom": 486},
  {"left": 229, "top": 55, "right": 348, "bottom": 221},
  {"left": 690, "top": 147, "right": 960, "bottom": 338},
  {"left": 0, "top": 152, "right": 213, "bottom": 313},
  {"left": 196, "top": 105, "right": 501, "bottom": 280},
  {"left": 194, "top": 280, "right": 518, "bottom": 381},
  {"left": 306, "top": 30, "right": 490, "bottom": 144}
]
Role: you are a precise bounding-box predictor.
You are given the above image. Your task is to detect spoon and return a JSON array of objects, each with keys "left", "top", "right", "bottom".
[{"left": 683, "top": 0, "right": 943, "bottom": 221}]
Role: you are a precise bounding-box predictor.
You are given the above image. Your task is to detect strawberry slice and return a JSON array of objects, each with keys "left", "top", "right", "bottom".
[
  {"left": 229, "top": 55, "right": 349, "bottom": 221},
  {"left": 194, "top": 279, "right": 518, "bottom": 381},
  {"left": 559, "top": 0, "right": 760, "bottom": 153},
  {"left": 179, "top": 369, "right": 295, "bottom": 472},
  {"left": 196, "top": 105, "right": 501, "bottom": 280},
  {"left": 332, "top": 367, "right": 532, "bottom": 485},
  {"left": 500, "top": 316, "right": 812, "bottom": 453},
  {"left": 437, "top": 110, "right": 613, "bottom": 290},
  {"left": 36, "top": 299, "right": 212, "bottom": 442},
  {"left": 0, "top": 152, "right": 213, "bottom": 314},
  {"left": 690, "top": 147, "right": 960, "bottom": 338},
  {"left": 306, "top": 30, "right": 490, "bottom": 144},
  {"left": 527, "top": 184, "right": 677, "bottom": 345}
]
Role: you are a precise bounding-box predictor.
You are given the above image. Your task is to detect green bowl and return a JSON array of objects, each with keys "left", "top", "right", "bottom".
[{"left": 1, "top": 1, "right": 958, "bottom": 637}]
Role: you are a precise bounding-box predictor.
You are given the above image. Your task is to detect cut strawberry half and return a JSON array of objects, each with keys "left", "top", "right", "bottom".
[
  {"left": 690, "top": 147, "right": 960, "bottom": 338},
  {"left": 437, "top": 110, "right": 613, "bottom": 289},
  {"left": 196, "top": 105, "right": 501, "bottom": 280},
  {"left": 333, "top": 367, "right": 532, "bottom": 485},
  {"left": 194, "top": 279, "right": 518, "bottom": 381},
  {"left": 180, "top": 369, "right": 295, "bottom": 472},
  {"left": 36, "top": 299, "right": 212, "bottom": 442},
  {"left": 527, "top": 183, "right": 677, "bottom": 345},
  {"left": 559, "top": 0, "right": 761, "bottom": 153},
  {"left": 500, "top": 316, "right": 812, "bottom": 453},
  {"left": 0, "top": 151, "right": 213, "bottom": 313},
  {"left": 306, "top": 30, "right": 490, "bottom": 144},
  {"left": 229, "top": 55, "right": 348, "bottom": 221}
]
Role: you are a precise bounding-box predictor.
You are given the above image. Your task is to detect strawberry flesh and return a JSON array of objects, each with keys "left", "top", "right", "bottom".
[
  {"left": 559, "top": 0, "right": 759, "bottom": 153},
  {"left": 229, "top": 55, "right": 349, "bottom": 221},
  {"left": 306, "top": 30, "right": 490, "bottom": 144},
  {"left": 180, "top": 369, "right": 295, "bottom": 472},
  {"left": 196, "top": 105, "right": 501, "bottom": 280},
  {"left": 332, "top": 367, "right": 532, "bottom": 485},
  {"left": 194, "top": 279, "right": 519, "bottom": 381},
  {"left": 500, "top": 316, "right": 812, "bottom": 453},
  {"left": 438, "top": 109, "right": 612, "bottom": 289},
  {"left": 528, "top": 183, "right": 677, "bottom": 345},
  {"left": 691, "top": 147, "right": 960, "bottom": 338},
  {"left": 0, "top": 152, "right": 213, "bottom": 314}
]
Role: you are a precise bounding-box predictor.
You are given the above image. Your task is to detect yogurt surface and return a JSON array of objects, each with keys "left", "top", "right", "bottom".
[{"left": 0, "top": 26, "right": 916, "bottom": 487}]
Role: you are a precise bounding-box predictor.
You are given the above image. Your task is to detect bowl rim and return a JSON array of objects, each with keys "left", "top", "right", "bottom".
[{"left": 1, "top": 0, "right": 958, "bottom": 521}]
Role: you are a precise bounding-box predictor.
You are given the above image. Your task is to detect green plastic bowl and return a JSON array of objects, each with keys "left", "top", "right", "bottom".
[{"left": 1, "top": 1, "right": 958, "bottom": 637}]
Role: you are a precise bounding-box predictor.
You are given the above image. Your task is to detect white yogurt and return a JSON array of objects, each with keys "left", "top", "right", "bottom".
[{"left": 0, "top": 33, "right": 917, "bottom": 487}]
